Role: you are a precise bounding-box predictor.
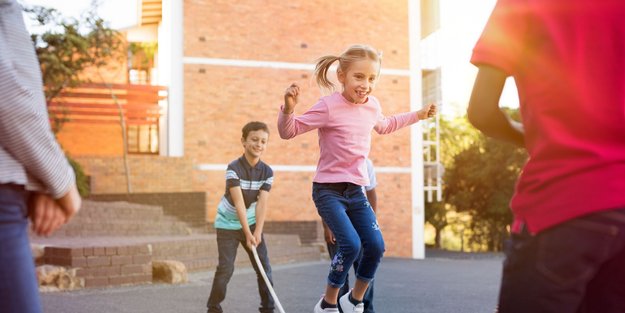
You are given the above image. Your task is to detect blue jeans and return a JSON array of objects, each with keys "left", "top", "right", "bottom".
[
  {"left": 498, "top": 208, "right": 625, "bottom": 313},
  {"left": 0, "top": 184, "right": 42, "bottom": 313},
  {"left": 312, "top": 182, "right": 385, "bottom": 288},
  {"left": 207, "top": 224, "right": 275, "bottom": 313},
  {"left": 327, "top": 242, "right": 375, "bottom": 313}
]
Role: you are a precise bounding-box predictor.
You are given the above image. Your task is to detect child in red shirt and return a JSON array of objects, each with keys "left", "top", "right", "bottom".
[{"left": 468, "top": 0, "right": 625, "bottom": 312}]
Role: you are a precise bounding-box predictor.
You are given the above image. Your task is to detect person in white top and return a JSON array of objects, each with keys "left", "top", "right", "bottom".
[{"left": 0, "top": 1, "right": 81, "bottom": 312}]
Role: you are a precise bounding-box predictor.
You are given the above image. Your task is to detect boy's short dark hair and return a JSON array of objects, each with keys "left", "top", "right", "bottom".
[{"left": 242, "top": 121, "right": 269, "bottom": 139}]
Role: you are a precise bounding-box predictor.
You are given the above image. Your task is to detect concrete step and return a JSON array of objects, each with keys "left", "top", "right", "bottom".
[
  {"left": 52, "top": 223, "right": 193, "bottom": 237},
  {"left": 52, "top": 201, "right": 196, "bottom": 237},
  {"left": 29, "top": 199, "right": 326, "bottom": 290},
  {"left": 78, "top": 201, "right": 166, "bottom": 220}
]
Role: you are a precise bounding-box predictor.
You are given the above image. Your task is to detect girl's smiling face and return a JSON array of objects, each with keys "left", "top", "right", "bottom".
[{"left": 338, "top": 58, "right": 380, "bottom": 104}]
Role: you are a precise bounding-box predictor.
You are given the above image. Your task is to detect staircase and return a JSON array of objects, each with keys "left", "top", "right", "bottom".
[
  {"left": 51, "top": 201, "right": 194, "bottom": 236},
  {"left": 30, "top": 200, "right": 324, "bottom": 289}
]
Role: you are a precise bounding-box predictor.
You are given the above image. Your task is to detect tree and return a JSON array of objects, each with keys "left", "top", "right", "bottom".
[
  {"left": 424, "top": 200, "right": 447, "bottom": 248},
  {"left": 445, "top": 111, "right": 527, "bottom": 251},
  {"left": 424, "top": 116, "right": 480, "bottom": 248},
  {"left": 24, "top": 4, "right": 123, "bottom": 133},
  {"left": 23, "top": 4, "right": 125, "bottom": 195}
]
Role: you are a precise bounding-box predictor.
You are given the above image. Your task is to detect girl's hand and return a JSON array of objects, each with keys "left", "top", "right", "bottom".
[
  {"left": 283, "top": 83, "right": 300, "bottom": 114},
  {"left": 417, "top": 103, "right": 437, "bottom": 120}
]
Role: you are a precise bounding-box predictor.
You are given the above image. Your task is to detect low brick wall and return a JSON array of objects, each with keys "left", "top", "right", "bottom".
[
  {"left": 89, "top": 192, "right": 206, "bottom": 228},
  {"left": 44, "top": 244, "right": 152, "bottom": 288},
  {"left": 263, "top": 221, "right": 323, "bottom": 245},
  {"left": 207, "top": 220, "right": 323, "bottom": 245}
]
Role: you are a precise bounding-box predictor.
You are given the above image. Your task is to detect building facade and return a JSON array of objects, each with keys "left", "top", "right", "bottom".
[{"left": 58, "top": 0, "right": 431, "bottom": 258}]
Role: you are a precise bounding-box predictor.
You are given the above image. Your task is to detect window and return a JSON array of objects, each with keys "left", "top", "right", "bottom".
[{"left": 127, "top": 124, "right": 159, "bottom": 154}]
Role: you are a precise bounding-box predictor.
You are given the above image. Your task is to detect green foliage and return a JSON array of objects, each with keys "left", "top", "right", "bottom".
[
  {"left": 67, "top": 156, "right": 90, "bottom": 198},
  {"left": 129, "top": 42, "right": 158, "bottom": 69},
  {"left": 427, "top": 109, "right": 527, "bottom": 251},
  {"left": 23, "top": 5, "right": 123, "bottom": 132},
  {"left": 444, "top": 118, "right": 527, "bottom": 251},
  {"left": 437, "top": 116, "right": 481, "bottom": 165},
  {"left": 424, "top": 116, "right": 480, "bottom": 248},
  {"left": 424, "top": 201, "right": 447, "bottom": 248}
]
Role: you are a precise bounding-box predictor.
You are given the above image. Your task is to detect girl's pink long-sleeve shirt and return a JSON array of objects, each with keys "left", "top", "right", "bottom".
[{"left": 278, "top": 92, "right": 419, "bottom": 186}]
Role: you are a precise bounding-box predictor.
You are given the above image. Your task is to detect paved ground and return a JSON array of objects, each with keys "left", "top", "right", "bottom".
[{"left": 41, "top": 251, "right": 504, "bottom": 313}]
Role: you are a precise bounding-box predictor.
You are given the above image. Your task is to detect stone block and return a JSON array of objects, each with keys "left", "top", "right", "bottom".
[{"left": 152, "top": 260, "right": 188, "bottom": 284}]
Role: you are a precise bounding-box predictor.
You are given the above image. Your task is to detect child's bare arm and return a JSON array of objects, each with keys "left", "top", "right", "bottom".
[
  {"left": 229, "top": 186, "right": 256, "bottom": 248},
  {"left": 253, "top": 190, "right": 270, "bottom": 244},
  {"left": 468, "top": 65, "right": 525, "bottom": 147}
]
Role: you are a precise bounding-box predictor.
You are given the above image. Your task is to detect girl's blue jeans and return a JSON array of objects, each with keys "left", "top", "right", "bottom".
[{"left": 312, "top": 182, "right": 385, "bottom": 288}]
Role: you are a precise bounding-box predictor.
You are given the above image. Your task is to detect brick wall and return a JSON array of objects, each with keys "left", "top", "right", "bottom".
[
  {"left": 44, "top": 244, "right": 152, "bottom": 288},
  {"left": 184, "top": 0, "right": 414, "bottom": 258},
  {"left": 58, "top": 123, "right": 124, "bottom": 156},
  {"left": 60, "top": 0, "right": 418, "bottom": 258},
  {"left": 89, "top": 192, "right": 206, "bottom": 228},
  {"left": 206, "top": 220, "right": 324, "bottom": 245},
  {"left": 262, "top": 221, "right": 324, "bottom": 245},
  {"left": 184, "top": 0, "right": 409, "bottom": 68},
  {"left": 75, "top": 156, "right": 198, "bottom": 194}
]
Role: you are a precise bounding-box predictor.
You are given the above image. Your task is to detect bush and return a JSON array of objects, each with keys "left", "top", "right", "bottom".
[{"left": 67, "top": 156, "right": 90, "bottom": 197}]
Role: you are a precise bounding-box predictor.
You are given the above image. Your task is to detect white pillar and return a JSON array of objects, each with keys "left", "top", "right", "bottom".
[
  {"left": 409, "top": 0, "right": 425, "bottom": 259},
  {"left": 158, "top": 0, "right": 184, "bottom": 157}
]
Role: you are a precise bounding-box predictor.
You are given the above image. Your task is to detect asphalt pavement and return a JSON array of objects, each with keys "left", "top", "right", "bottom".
[{"left": 41, "top": 251, "right": 504, "bottom": 313}]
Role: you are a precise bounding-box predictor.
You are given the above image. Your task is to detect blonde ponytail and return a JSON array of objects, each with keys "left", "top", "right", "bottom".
[{"left": 314, "top": 55, "right": 340, "bottom": 91}]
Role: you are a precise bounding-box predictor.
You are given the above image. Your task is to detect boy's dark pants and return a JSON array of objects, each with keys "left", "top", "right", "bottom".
[
  {"left": 498, "top": 208, "right": 625, "bottom": 313},
  {"left": 207, "top": 225, "right": 275, "bottom": 313}
]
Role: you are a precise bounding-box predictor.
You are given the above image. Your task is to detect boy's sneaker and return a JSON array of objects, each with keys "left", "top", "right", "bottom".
[
  {"left": 314, "top": 296, "right": 339, "bottom": 313},
  {"left": 339, "top": 291, "right": 364, "bottom": 313}
]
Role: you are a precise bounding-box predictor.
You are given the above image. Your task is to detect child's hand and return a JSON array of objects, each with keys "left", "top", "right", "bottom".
[
  {"left": 56, "top": 183, "right": 81, "bottom": 221},
  {"left": 29, "top": 193, "right": 68, "bottom": 236},
  {"left": 417, "top": 103, "right": 437, "bottom": 120},
  {"left": 323, "top": 226, "right": 335, "bottom": 244},
  {"left": 283, "top": 83, "right": 300, "bottom": 114},
  {"left": 245, "top": 231, "right": 258, "bottom": 250},
  {"left": 322, "top": 221, "right": 335, "bottom": 244},
  {"left": 253, "top": 229, "right": 263, "bottom": 246}
]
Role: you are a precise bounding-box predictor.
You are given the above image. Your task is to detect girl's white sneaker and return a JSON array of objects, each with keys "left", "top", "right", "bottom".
[
  {"left": 338, "top": 291, "right": 364, "bottom": 313},
  {"left": 313, "top": 296, "right": 339, "bottom": 313}
]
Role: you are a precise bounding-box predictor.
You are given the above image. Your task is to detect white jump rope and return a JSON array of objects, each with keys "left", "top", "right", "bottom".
[{"left": 251, "top": 245, "right": 286, "bottom": 313}]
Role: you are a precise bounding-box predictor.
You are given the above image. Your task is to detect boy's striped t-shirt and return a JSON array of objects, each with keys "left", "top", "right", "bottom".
[{"left": 214, "top": 156, "right": 274, "bottom": 230}]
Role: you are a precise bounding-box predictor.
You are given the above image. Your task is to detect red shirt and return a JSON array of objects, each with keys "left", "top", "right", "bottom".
[{"left": 471, "top": 0, "right": 625, "bottom": 233}]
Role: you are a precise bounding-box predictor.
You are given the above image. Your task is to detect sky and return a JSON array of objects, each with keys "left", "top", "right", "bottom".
[
  {"left": 20, "top": 0, "right": 138, "bottom": 30},
  {"left": 439, "top": 0, "right": 519, "bottom": 115}
]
